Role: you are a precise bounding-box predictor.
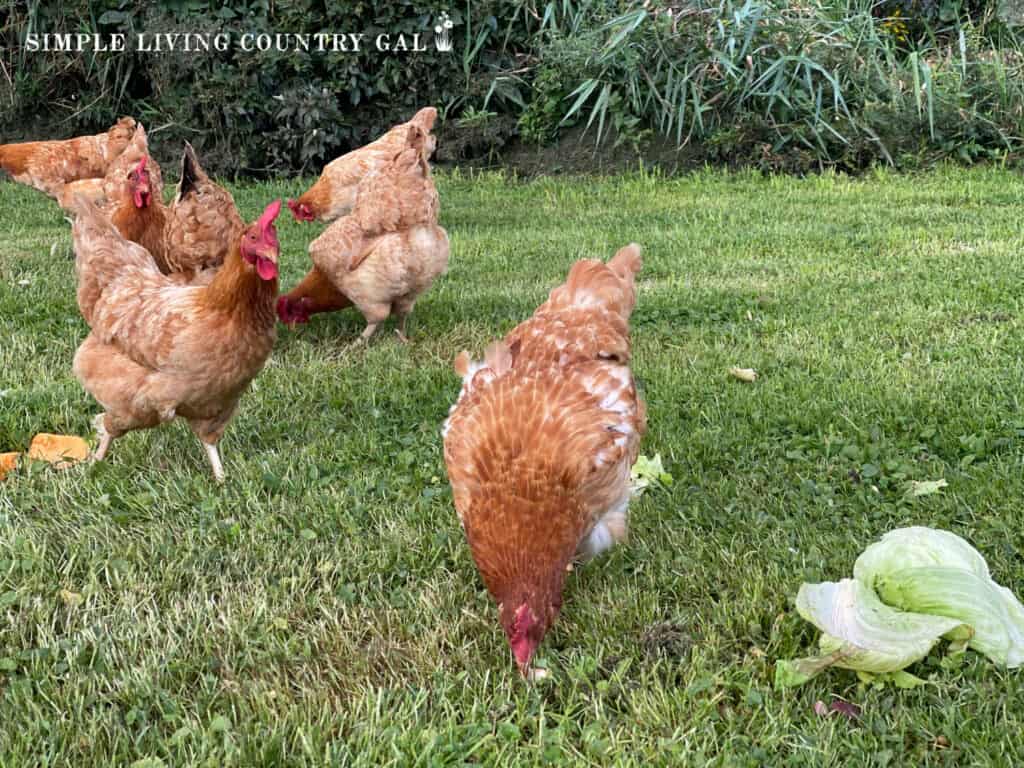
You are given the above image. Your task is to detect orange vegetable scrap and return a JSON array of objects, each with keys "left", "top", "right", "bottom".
[
  {"left": 0, "top": 452, "right": 19, "bottom": 480},
  {"left": 27, "top": 434, "right": 90, "bottom": 469}
]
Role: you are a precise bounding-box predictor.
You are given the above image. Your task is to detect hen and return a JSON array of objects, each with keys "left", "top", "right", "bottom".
[
  {"left": 70, "top": 195, "right": 283, "bottom": 482},
  {"left": 442, "top": 244, "right": 646, "bottom": 677},
  {"left": 0, "top": 117, "right": 137, "bottom": 200},
  {"left": 287, "top": 106, "right": 438, "bottom": 223},
  {"left": 110, "top": 142, "right": 244, "bottom": 278},
  {"left": 57, "top": 123, "right": 162, "bottom": 213},
  {"left": 277, "top": 123, "right": 448, "bottom": 341}
]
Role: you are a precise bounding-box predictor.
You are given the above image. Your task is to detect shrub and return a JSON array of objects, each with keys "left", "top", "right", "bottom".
[
  {"left": 537, "top": 0, "right": 1024, "bottom": 169},
  {"left": 0, "top": 1, "right": 534, "bottom": 175},
  {"left": 0, "top": 0, "right": 1023, "bottom": 174}
]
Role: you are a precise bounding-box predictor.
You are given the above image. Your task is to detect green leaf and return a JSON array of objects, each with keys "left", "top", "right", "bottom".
[
  {"left": 907, "top": 479, "right": 948, "bottom": 498},
  {"left": 873, "top": 565, "right": 1024, "bottom": 667},
  {"left": 630, "top": 454, "right": 674, "bottom": 495},
  {"left": 777, "top": 579, "right": 965, "bottom": 687}
]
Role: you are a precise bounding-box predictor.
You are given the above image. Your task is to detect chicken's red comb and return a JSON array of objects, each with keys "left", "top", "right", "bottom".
[
  {"left": 258, "top": 199, "right": 282, "bottom": 233},
  {"left": 135, "top": 155, "right": 148, "bottom": 174}
]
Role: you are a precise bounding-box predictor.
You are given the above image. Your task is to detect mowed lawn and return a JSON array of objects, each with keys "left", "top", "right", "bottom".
[{"left": 2, "top": 167, "right": 1024, "bottom": 765}]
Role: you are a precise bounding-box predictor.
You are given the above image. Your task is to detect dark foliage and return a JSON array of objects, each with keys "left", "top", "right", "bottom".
[{"left": 1, "top": 0, "right": 1023, "bottom": 175}]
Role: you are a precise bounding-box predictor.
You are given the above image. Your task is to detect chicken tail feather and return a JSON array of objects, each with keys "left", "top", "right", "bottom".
[
  {"left": 454, "top": 350, "right": 472, "bottom": 378},
  {"left": 0, "top": 142, "right": 31, "bottom": 177},
  {"left": 609, "top": 243, "right": 642, "bottom": 282},
  {"left": 410, "top": 107, "right": 438, "bottom": 133}
]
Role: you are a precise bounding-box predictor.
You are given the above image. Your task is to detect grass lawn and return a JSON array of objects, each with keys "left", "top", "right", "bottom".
[{"left": 2, "top": 166, "right": 1024, "bottom": 765}]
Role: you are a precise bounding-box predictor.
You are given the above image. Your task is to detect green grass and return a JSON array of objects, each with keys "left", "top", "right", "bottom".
[{"left": 2, "top": 167, "right": 1024, "bottom": 765}]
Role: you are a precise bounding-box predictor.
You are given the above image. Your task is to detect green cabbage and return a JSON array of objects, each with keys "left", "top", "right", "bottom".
[
  {"left": 853, "top": 527, "right": 990, "bottom": 582},
  {"left": 871, "top": 569, "right": 1024, "bottom": 669},
  {"left": 854, "top": 527, "right": 1024, "bottom": 668},
  {"left": 779, "top": 527, "right": 1024, "bottom": 688},
  {"left": 775, "top": 579, "right": 966, "bottom": 688}
]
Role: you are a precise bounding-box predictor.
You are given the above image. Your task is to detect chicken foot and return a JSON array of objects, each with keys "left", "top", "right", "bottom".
[
  {"left": 394, "top": 314, "right": 410, "bottom": 343},
  {"left": 90, "top": 413, "right": 113, "bottom": 462},
  {"left": 203, "top": 442, "right": 225, "bottom": 483}
]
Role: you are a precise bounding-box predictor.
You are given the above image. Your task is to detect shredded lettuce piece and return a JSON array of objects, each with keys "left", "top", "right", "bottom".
[
  {"left": 775, "top": 579, "right": 965, "bottom": 688},
  {"left": 630, "top": 453, "right": 673, "bottom": 495}
]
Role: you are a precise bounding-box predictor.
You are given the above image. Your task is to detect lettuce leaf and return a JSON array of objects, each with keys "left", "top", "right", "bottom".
[{"left": 775, "top": 579, "right": 966, "bottom": 688}]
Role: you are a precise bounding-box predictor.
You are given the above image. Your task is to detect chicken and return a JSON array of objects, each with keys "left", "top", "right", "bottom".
[
  {"left": 442, "top": 244, "right": 646, "bottom": 677},
  {"left": 287, "top": 106, "right": 438, "bottom": 223},
  {"left": 70, "top": 195, "right": 283, "bottom": 482},
  {"left": 277, "top": 123, "right": 448, "bottom": 341},
  {"left": 57, "top": 123, "right": 162, "bottom": 213},
  {"left": 0, "top": 117, "right": 137, "bottom": 200},
  {"left": 160, "top": 142, "right": 246, "bottom": 274},
  {"left": 109, "top": 142, "right": 244, "bottom": 279}
]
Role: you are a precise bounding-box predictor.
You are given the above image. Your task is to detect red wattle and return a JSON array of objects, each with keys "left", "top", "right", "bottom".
[{"left": 256, "top": 256, "right": 278, "bottom": 281}]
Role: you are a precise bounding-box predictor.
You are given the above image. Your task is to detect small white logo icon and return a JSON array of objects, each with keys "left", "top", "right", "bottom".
[{"left": 434, "top": 12, "right": 454, "bottom": 52}]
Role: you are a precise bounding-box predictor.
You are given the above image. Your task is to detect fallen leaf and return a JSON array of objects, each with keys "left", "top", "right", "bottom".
[
  {"left": 27, "top": 434, "right": 90, "bottom": 469},
  {"left": 59, "top": 589, "right": 83, "bottom": 607},
  {"left": 829, "top": 700, "right": 861, "bottom": 720},
  {"left": 729, "top": 367, "right": 758, "bottom": 383},
  {"left": 0, "top": 453, "right": 19, "bottom": 480}
]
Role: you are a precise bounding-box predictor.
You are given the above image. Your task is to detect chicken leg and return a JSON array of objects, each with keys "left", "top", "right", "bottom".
[
  {"left": 91, "top": 413, "right": 113, "bottom": 462},
  {"left": 203, "top": 442, "right": 225, "bottom": 483}
]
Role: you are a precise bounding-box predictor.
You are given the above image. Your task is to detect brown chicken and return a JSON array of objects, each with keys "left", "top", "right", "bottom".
[
  {"left": 70, "top": 195, "right": 283, "bottom": 482},
  {"left": 57, "top": 123, "right": 162, "bottom": 213},
  {"left": 287, "top": 106, "right": 438, "bottom": 223},
  {"left": 110, "top": 142, "right": 244, "bottom": 278},
  {"left": 442, "top": 244, "right": 646, "bottom": 677},
  {"left": 0, "top": 117, "right": 137, "bottom": 200},
  {"left": 277, "top": 124, "right": 448, "bottom": 341}
]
